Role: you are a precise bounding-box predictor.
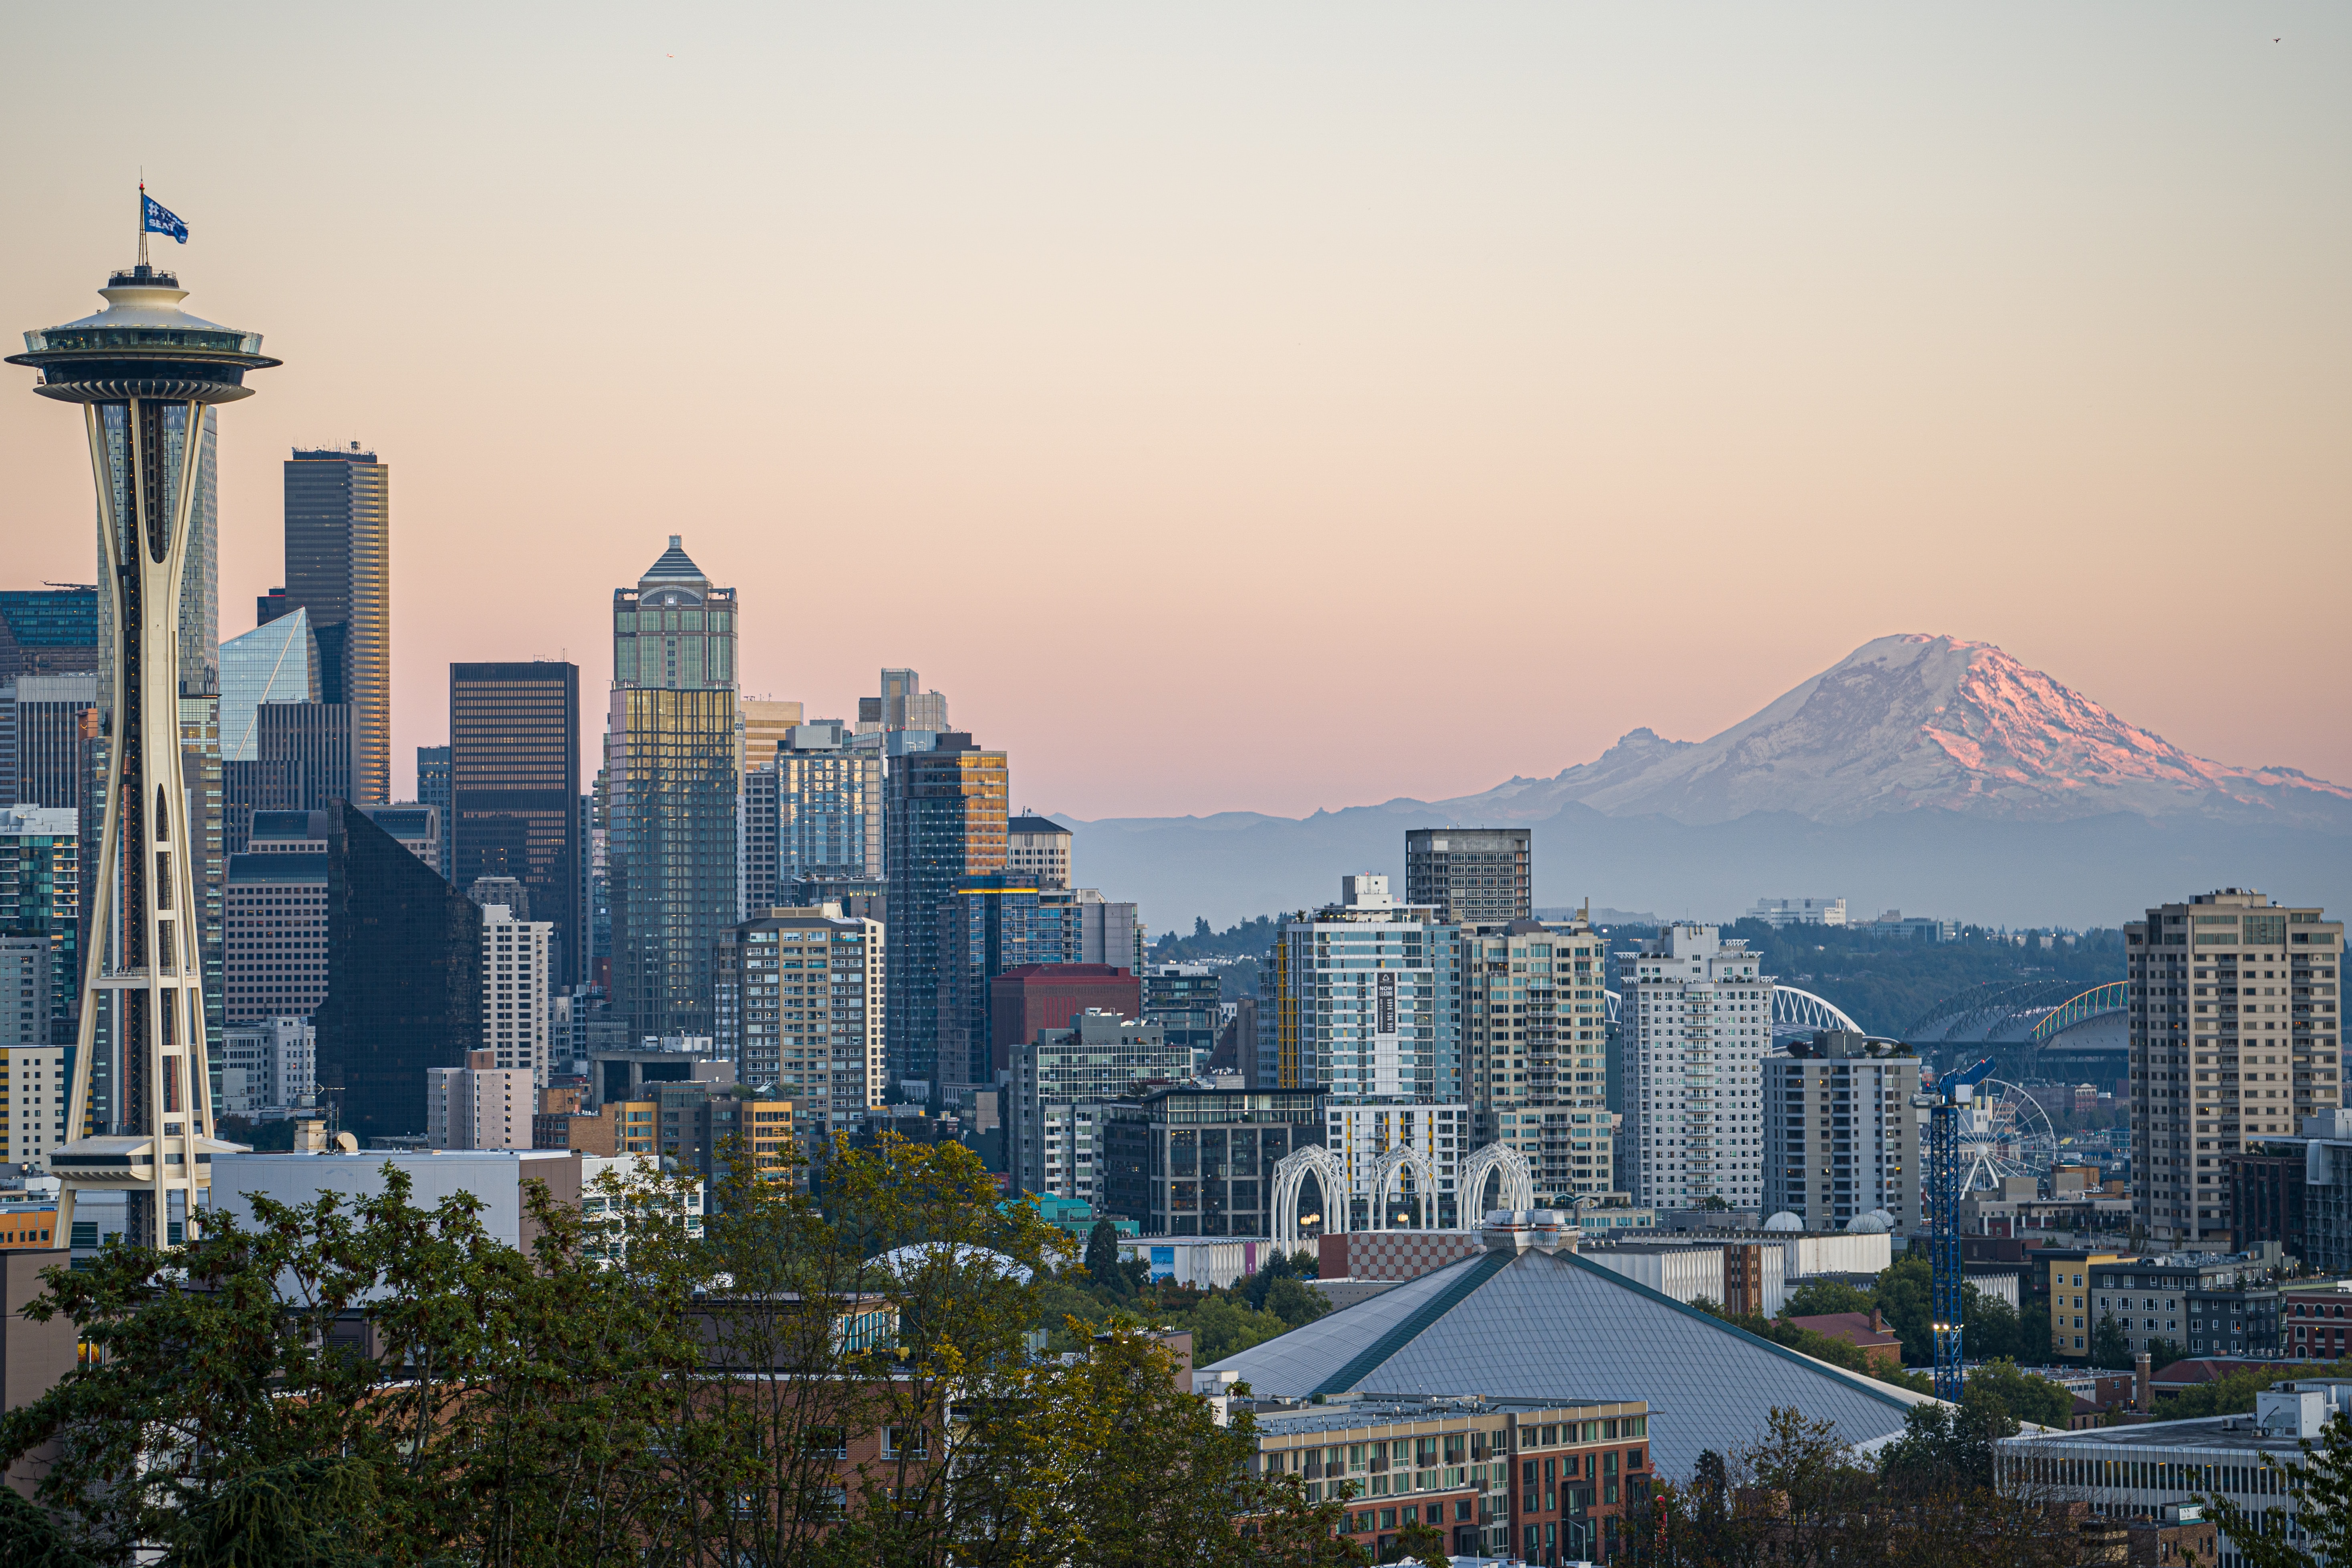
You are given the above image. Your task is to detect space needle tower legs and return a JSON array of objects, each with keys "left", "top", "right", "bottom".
[{"left": 10, "top": 249, "right": 278, "bottom": 1250}]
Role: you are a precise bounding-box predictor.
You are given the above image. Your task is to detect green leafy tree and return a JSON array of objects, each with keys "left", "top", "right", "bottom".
[
  {"left": 1965, "top": 1358, "right": 2076, "bottom": 1429},
  {"left": 1384, "top": 1509, "right": 1443, "bottom": 1563},
  {"left": 2205, "top": 1407, "right": 2352, "bottom": 1568},
  {"left": 2089, "top": 1312, "right": 2134, "bottom": 1370},
  {"left": 1264, "top": 1276, "right": 1332, "bottom": 1330},
  {"left": 1084, "top": 1218, "right": 1132, "bottom": 1298},
  {"left": 2144, "top": 1336, "right": 2187, "bottom": 1372},
  {"left": 1782, "top": 1278, "right": 1875, "bottom": 1318},
  {"left": 1874, "top": 1255, "right": 1934, "bottom": 1363}
]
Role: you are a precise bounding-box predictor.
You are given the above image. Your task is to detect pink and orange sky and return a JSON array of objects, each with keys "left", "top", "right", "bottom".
[{"left": 3, "top": 4, "right": 2346, "bottom": 819}]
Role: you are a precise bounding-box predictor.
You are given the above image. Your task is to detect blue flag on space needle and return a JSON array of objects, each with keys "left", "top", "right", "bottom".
[{"left": 141, "top": 192, "right": 188, "bottom": 244}]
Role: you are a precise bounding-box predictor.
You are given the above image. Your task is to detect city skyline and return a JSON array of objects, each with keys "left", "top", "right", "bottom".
[{"left": 0, "top": 6, "right": 2344, "bottom": 823}]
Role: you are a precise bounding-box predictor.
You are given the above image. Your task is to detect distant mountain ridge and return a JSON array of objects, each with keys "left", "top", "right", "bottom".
[{"left": 1060, "top": 635, "right": 2352, "bottom": 930}]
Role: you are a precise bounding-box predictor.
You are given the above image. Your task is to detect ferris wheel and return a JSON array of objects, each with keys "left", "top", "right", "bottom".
[{"left": 1957, "top": 1078, "right": 2060, "bottom": 1193}]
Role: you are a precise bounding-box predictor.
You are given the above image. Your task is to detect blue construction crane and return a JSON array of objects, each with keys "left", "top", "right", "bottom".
[{"left": 1917, "top": 1055, "right": 1996, "bottom": 1402}]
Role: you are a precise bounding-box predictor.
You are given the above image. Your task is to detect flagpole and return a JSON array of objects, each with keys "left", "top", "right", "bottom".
[{"left": 137, "top": 177, "right": 149, "bottom": 270}]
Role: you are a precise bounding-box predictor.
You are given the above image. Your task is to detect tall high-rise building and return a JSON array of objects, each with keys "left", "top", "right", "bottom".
[
  {"left": 1405, "top": 828, "right": 1530, "bottom": 925},
  {"left": 738, "top": 697, "right": 802, "bottom": 771},
  {"left": 712, "top": 905, "right": 885, "bottom": 1143},
  {"left": 2129, "top": 888, "right": 2344, "bottom": 1248},
  {"left": 282, "top": 443, "right": 390, "bottom": 803},
  {"left": 12, "top": 255, "right": 277, "bottom": 1247},
  {"left": 1007, "top": 813, "right": 1071, "bottom": 888},
  {"left": 605, "top": 538, "right": 737, "bottom": 1041},
  {"left": 0, "top": 805, "right": 79, "bottom": 1048},
  {"left": 1460, "top": 917, "right": 1612, "bottom": 1201},
  {"left": 314, "top": 803, "right": 484, "bottom": 1143},
  {"left": 0, "top": 675, "right": 98, "bottom": 809},
  {"left": 472, "top": 899, "right": 553, "bottom": 1087},
  {"left": 217, "top": 607, "right": 318, "bottom": 764},
  {"left": 223, "top": 811, "right": 331, "bottom": 1024},
  {"left": 416, "top": 745, "right": 452, "bottom": 877},
  {"left": 776, "top": 725, "right": 884, "bottom": 883},
  {"left": 180, "top": 693, "right": 226, "bottom": 1069},
  {"left": 449, "top": 661, "right": 582, "bottom": 988},
  {"left": 1010, "top": 1010, "right": 1193, "bottom": 1203},
  {"left": 1620, "top": 924, "right": 1774, "bottom": 1211},
  {"left": 861, "top": 669, "right": 949, "bottom": 735},
  {"left": 937, "top": 873, "right": 1044, "bottom": 1098},
  {"left": 254, "top": 701, "right": 353, "bottom": 811},
  {"left": 1262, "top": 875, "right": 1461, "bottom": 1104},
  {"left": 0, "top": 588, "right": 99, "bottom": 680},
  {"left": 883, "top": 734, "right": 1007, "bottom": 1095},
  {"left": 1763, "top": 1032, "right": 1921, "bottom": 1231}
]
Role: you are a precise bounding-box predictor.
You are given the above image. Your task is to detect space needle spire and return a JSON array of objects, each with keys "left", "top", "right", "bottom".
[{"left": 8, "top": 195, "right": 276, "bottom": 1249}]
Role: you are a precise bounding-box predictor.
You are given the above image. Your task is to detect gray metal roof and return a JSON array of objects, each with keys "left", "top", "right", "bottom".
[{"left": 1205, "top": 1245, "right": 1937, "bottom": 1479}]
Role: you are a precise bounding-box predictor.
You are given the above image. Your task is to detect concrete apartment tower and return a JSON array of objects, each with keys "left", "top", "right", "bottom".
[
  {"left": 281, "top": 443, "right": 391, "bottom": 803},
  {"left": 605, "top": 538, "right": 738, "bottom": 1041},
  {"left": 2128, "top": 888, "right": 2344, "bottom": 1248},
  {"left": 1460, "top": 915, "right": 1613, "bottom": 1203},
  {"left": 1405, "top": 828, "right": 1530, "bottom": 925},
  {"left": 1762, "top": 1032, "right": 1922, "bottom": 1230},
  {"left": 11, "top": 250, "right": 278, "bottom": 1247},
  {"left": 1621, "top": 924, "right": 1775, "bottom": 1211}
]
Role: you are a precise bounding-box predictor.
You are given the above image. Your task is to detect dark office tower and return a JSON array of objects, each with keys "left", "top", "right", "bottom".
[
  {"left": 448, "top": 662, "right": 580, "bottom": 985},
  {"left": 0, "top": 675, "right": 98, "bottom": 809},
  {"left": 283, "top": 444, "right": 390, "bottom": 803},
  {"left": 0, "top": 588, "right": 100, "bottom": 679},
  {"left": 606, "top": 538, "right": 736, "bottom": 1041},
  {"left": 937, "top": 873, "right": 1043, "bottom": 1098},
  {"left": 417, "top": 745, "right": 452, "bottom": 877},
  {"left": 256, "top": 703, "right": 353, "bottom": 812},
  {"left": 884, "top": 734, "right": 1008, "bottom": 1096},
  {"left": 314, "top": 802, "right": 483, "bottom": 1141},
  {"left": 1404, "top": 827, "right": 1532, "bottom": 925}
]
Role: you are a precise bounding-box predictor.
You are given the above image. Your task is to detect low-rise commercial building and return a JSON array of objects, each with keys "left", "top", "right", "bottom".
[{"left": 1241, "top": 1393, "right": 1648, "bottom": 1564}]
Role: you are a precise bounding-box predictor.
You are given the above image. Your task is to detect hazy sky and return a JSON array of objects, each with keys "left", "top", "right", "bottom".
[{"left": 3, "top": 4, "right": 2345, "bottom": 819}]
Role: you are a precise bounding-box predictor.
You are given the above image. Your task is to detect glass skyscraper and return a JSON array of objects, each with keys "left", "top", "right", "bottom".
[
  {"left": 449, "top": 661, "right": 581, "bottom": 987},
  {"left": 605, "top": 538, "right": 737, "bottom": 1041},
  {"left": 884, "top": 735, "right": 1007, "bottom": 1096},
  {"left": 218, "top": 607, "right": 320, "bottom": 763},
  {"left": 282, "top": 444, "right": 391, "bottom": 803}
]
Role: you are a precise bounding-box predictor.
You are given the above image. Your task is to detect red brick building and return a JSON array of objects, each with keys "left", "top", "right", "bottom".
[{"left": 988, "top": 964, "right": 1141, "bottom": 1076}]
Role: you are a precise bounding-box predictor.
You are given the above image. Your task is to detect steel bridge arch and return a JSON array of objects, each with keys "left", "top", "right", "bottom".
[
  {"left": 1772, "top": 985, "right": 1862, "bottom": 1038},
  {"left": 2031, "top": 982, "right": 2129, "bottom": 1044}
]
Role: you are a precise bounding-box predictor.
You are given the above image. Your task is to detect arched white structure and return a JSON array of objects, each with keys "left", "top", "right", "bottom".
[
  {"left": 1370, "top": 1147, "right": 1440, "bottom": 1231},
  {"left": 1457, "top": 1142, "right": 1536, "bottom": 1219},
  {"left": 1270, "top": 1144, "right": 1347, "bottom": 1256},
  {"left": 1771, "top": 984, "right": 1862, "bottom": 1039}
]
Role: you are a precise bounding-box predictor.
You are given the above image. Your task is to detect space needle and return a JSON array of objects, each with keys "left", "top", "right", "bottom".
[{"left": 8, "top": 195, "right": 278, "bottom": 1249}]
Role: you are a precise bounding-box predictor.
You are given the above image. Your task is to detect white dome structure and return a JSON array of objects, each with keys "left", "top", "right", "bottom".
[
  {"left": 1844, "top": 1211, "right": 1892, "bottom": 1234},
  {"left": 870, "top": 1242, "right": 1034, "bottom": 1285},
  {"left": 1763, "top": 1212, "right": 1804, "bottom": 1233}
]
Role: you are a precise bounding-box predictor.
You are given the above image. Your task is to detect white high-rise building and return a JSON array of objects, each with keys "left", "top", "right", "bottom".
[
  {"left": 1621, "top": 924, "right": 1775, "bottom": 1210},
  {"left": 2128, "top": 888, "right": 2344, "bottom": 1248},
  {"left": 479, "top": 902, "right": 554, "bottom": 1086}
]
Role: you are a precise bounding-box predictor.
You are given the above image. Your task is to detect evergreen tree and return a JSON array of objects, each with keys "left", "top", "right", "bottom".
[{"left": 1085, "top": 1218, "right": 1131, "bottom": 1297}]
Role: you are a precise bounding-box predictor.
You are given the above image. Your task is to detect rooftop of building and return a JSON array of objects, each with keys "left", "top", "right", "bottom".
[
  {"left": 1006, "top": 814, "right": 1069, "bottom": 837},
  {"left": 637, "top": 534, "right": 708, "bottom": 588},
  {"left": 1204, "top": 1231, "right": 1935, "bottom": 1476},
  {"left": 1244, "top": 1393, "right": 1638, "bottom": 1440}
]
